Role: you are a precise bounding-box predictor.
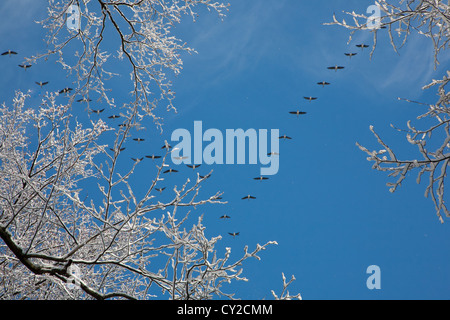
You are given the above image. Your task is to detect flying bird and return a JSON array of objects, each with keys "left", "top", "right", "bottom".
[
  {"left": 77, "top": 97, "right": 92, "bottom": 103},
  {"left": 156, "top": 187, "right": 166, "bottom": 193},
  {"left": 220, "top": 215, "right": 231, "bottom": 219},
  {"left": 228, "top": 232, "right": 240, "bottom": 237},
  {"left": 303, "top": 96, "right": 317, "bottom": 102},
  {"left": 279, "top": 135, "right": 292, "bottom": 140},
  {"left": 187, "top": 164, "right": 201, "bottom": 170},
  {"left": 199, "top": 174, "right": 211, "bottom": 179},
  {"left": 241, "top": 195, "right": 256, "bottom": 200},
  {"left": 110, "top": 147, "right": 126, "bottom": 152},
  {"left": 317, "top": 81, "right": 330, "bottom": 87},
  {"left": 18, "top": 64, "right": 32, "bottom": 70},
  {"left": 345, "top": 53, "right": 358, "bottom": 58},
  {"left": 35, "top": 81, "right": 49, "bottom": 87},
  {"left": 146, "top": 155, "right": 161, "bottom": 160},
  {"left": 1, "top": 50, "right": 17, "bottom": 56},
  {"left": 59, "top": 87, "right": 73, "bottom": 94},
  {"left": 163, "top": 169, "right": 178, "bottom": 174},
  {"left": 161, "top": 143, "right": 172, "bottom": 150},
  {"left": 133, "top": 138, "right": 145, "bottom": 143},
  {"left": 289, "top": 110, "right": 307, "bottom": 117},
  {"left": 267, "top": 152, "right": 280, "bottom": 156},
  {"left": 131, "top": 157, "right": 144, "bottom": 162},
  {"left": 356, "top": 44, "right": 370, "bottom": 50},
  {"left": 327, "top": 65, "right": 345, "bottom": 72},
  {"left": 108, "top": 115, "right": 121, "bottom": 119},
  {"left": 90, "top": 108, "right": 104, "bottom": 114},
  {"left": 253, "top": 176, "right": 269, "bottom": 181}
]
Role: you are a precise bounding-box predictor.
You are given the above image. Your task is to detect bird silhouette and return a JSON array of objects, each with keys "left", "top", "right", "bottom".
[
  {"left": 108, "top": 115, "right": 121, "bottom": 119},
  {"left": 303, "top": 96, "right": 317, "bottom": 102},
  {"left": 356, "top": 44, "right": 369, "bottom": 50},
  {"left": 146, "top": 155, "right": 161, "bottom": 160},
  {"left": 77, "top": 98, "right": 92, "bottom": 103},
  {"left": 133, "top": 138, "right": 145, "bottom": 143},
  {"left": 18, "top": 64, "right": 32, "bottom": 70},
  {"left": 253, "top": 176, "right": 269, "bottom": 181},
  {"left": 90, "top": 108, "right": 104, "bottom": 114},
  {"left": 35, "top": 81, "right": 49, "bottom": 87},
  {"left": 161, "top": 143, "right": 172, "bottom": 150},
  {"left": 345, "top": 53, "right": 358, "bottom": 58},
  {"left": 220, "top": 215, "right": 231, "bottom": 219},
  {"left": 228, "top": 232, "right": 240, "bottom": 237},
  {"left": 163, "top": 169, "right": 178, "bottom": 174},
  {"left": 187, "top": 164, "right": 201, "bottom": 170},
  {"left": 156, "top": 187, "right": 166, "bottom": 193},
  {"left": 59, "top": 87, "right": 73, "bottom": 94},
  {"left": 131, "top": 157, "right": 144, "bottom": 162},
  {"left": 289, "top": 110, "right": 307, "bottom": 117},
  {"left": 317, "top": 81, "right": 330, "bottom": 87},
  {"left": 279, "top": 135, "right": 292, "bottom": 140},
  {"left": 110, "top": 147, "right": 126, "bottom": 152},
  {"left": 199, "top": 173, "right": 211, "bottom": 179},
  {"left": 1, "top": 50, "right": 17, "bottom": 56},
  {"left": 327, "top": 65, "right": 345, "bottom": 72},
  {"left": 241, "top": 195, "right": 256, "bottom": 200}
]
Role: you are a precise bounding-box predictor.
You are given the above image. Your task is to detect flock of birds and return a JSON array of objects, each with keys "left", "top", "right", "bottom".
[
  {"left": 220, "top": 43, "right": 372, "bottom": 238},
  {"left": 1, "top": 42, "right": 371, "bottom": 239}
]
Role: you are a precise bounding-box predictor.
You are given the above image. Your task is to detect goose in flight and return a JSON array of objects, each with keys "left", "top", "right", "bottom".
[
  {"left": 161, "top": 143, "right": 172, "bottom": 150},
  {"left": 327, "top": 65, "right": 345, "bottom": 72},
  {"left": 356, "top": 44, "right": 369, "bottom": 50},
  {"left": 345, "top": 52, "right": 357, "bottom": 58},
  {"left": 187, "top": 164, "right": 201, "bottom": 170},
  {"left": 228, "top": 232, "right": 240, "bottom": 237},
  {"left": 110, "top": 147, "right": 126, "bottom": 152},
  {"left": 220, "top": 215, "right": 231, "bottom": 219},
  {"left": 1, "top": 50, "right": 17, "bottom": 56},
  {"left": 146, "top": 155, "right": 161, "bottom": 160},
  {"left": 18, "top": 64, "right": 32, "bottom": 70},
  {"left": 59, "top": 87, "right": 73, "bottom": 94},
  {"left": 90, "top": 108, "right": 104, "bottom": 114},
  {"left": 156, "top": 187, "right": 165, "bottom": 193},
  {"left": 241, "top": 195, "right": 256, "bottom": 200},
  {"left": 253, "top": 176, "right": 269, "bottom": 181},
  {"left": 77, "top": 97, "right": 92, "bottom": 103},
  {"left": 108, "top": 115, "right": 121, "bottom": 119},
  {"left": 133, "top": 138, "right": 145, "bottom": 143},
  {"left": 199, "top": 173, "right": 211, "bottom": 179},
  {"left": 35, "top": 81, "right": 49, "bottom": 87},
  {"left": 279, "top": 135, "right": 292, "bottom": 140},
  {"left": 131, "top": 157, "right": 144, "bottom": 162},
  {"left": 289, "top": 110, "right": 307, "bottom": 117},
  {"left": 317, "top": 81, "right": 330, "bottom": 87},
  {"left": 163, "top": 168, "right": 178, "bottom": 174},
  {"left": 303, "top": 96, "right": 317, "bottom": 102}
]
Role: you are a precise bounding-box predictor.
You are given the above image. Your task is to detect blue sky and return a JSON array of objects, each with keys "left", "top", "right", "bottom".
[{"left": 1, "top": 0, "right": 450, "bottom": 300}]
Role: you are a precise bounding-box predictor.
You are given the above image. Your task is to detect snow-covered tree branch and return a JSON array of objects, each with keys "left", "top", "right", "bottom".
[
  {"left": 327, "top": 0, "right": 450, "bottom": 223},
  {"left": 0, "top": 0, "right": 301, "bottom": 300}
]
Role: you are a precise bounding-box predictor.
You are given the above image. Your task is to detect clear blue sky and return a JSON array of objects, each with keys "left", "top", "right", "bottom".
[{"left": 1, "top": 0, "right": 450, "bottom": 300}]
